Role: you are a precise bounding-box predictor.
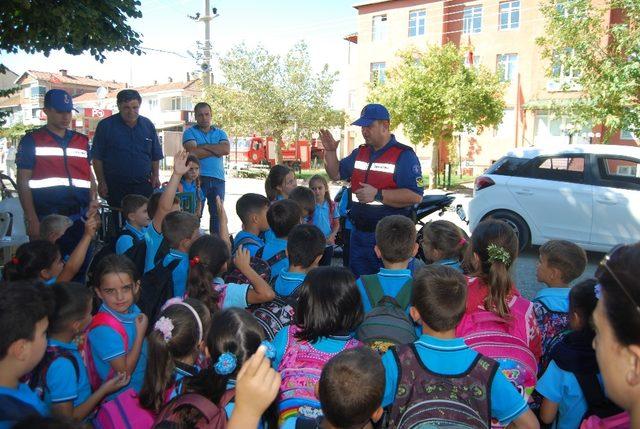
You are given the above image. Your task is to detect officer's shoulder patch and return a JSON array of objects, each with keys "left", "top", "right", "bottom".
[{"left": 416, "top": 176, "right": 425, "bottom": 187}]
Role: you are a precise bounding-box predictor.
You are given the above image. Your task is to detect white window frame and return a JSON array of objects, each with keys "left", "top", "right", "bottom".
[
  {"left": 497, "top": 53, "right": 518, "bottom": 82},
  {"left": 499, "top": 1, "right": 520, "bottom": 30},
  {"left": 372, "top": 14, "right": 388, "bottom": 42},
  {"left": 464, "top": 54, "right": 482, "bottom": 68},
  {"left": 370, "top": 62, "right": 386, "bottom": 85},
  {"left": 408, "top": 9, "right": 426, "bottom": 37},
  {"left": 463, "top": 6, "right": 483, "bottom": 34},
  {"left": 620, "top": 129, "right": 637, "bottom": 140}
]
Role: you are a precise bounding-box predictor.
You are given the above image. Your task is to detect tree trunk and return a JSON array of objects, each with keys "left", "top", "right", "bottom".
[
  {"left": 274, "top": 130, "right": 283, "bottom": 164},
  {"left": 429, "top": 140, "right": 439, "bottom": 189}
]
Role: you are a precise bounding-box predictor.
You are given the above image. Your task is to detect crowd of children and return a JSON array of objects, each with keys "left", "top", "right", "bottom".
[{"left": 1, "top": 156, "right": 639, "bottom": 429}]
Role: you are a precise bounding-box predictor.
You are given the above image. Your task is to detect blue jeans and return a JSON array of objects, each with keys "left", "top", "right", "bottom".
[
  {"left": 349, "top": 228, "right": 382, "bottom": 277},
  {"left": 200, "top": 176, "right": 226, "bottom": 234}
]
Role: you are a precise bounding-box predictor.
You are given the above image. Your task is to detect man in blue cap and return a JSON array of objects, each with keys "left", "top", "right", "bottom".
[
  {"left": 16, "top": 89, "right": 95, "bottom": 239},
  {"left": 320, "top": 103, "right": 424, "bottom": 276}
]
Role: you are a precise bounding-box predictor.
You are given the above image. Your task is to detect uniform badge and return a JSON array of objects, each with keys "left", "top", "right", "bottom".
[{"left": 416, "top": 176, "right": 425, "bottom": 187}]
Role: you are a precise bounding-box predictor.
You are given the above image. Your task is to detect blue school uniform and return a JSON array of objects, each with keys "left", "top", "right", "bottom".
[
  {"left": 534, "top": 287, "right": 571, "bottom": 313},
  {"left": 116, "top": 222, "right": 146, "bottom": 255},
  {"left": 44, "top": 339, "right": 91, "bottom": 409},
  {"left": 162, "top": 249, "right": 190, "bottom": 298},
  {"left": 143, "top": 224, "right": 164, "bottom": 273},
  {"left": 0, "top": 383, "right": 48, "bottom": 429},
  {"left": 233, "top": 231, "right": 265, "bottom": 257},
  {"left": 356, "top": 268, "right": 413, "bottom": 314},
  {"left": 433, "top": 258, "right": 463, "bottom": 273},
  {"left": 311, "top": 201, "right": 338, "bottom": 238},
  {"left": 261, "top": 236, "right": 289, "bottom": 281},
  {"left": 381, "top": 335, "right": 529, "bottom": 426},
  {"left": 212, "top": 277, "right": 250, "bottom": 309},
  {"left": 87, "top": 304, "right": 148, "bottom": 401},
  {"left": 168, "top": 364, "right": 199, "bottom": 401},
  {"left": 274, "top": 270, "right": 306, "bottom": 297}
]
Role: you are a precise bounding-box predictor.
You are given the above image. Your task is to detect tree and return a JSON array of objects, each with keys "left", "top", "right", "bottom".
[
  {"left": 203, "top": 41, "right": 344, "bottom": 162},
  {"left": 537, "top": 0, "right": 640, "bottom": 138},
  {"left": 369, "top": 43, "right": 506, "bottom": 188}
]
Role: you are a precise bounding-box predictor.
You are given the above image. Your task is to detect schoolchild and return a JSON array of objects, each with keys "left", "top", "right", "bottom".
[
  {"left": 260, "top": 199, "right": 302, "bottom": 281},
  {"left": 116, "top": 194, "right": 149, "bottom": 255},
  {"left": 233, "top": 193, "right": 270, "bottom": 257},
  {"left": 274, "top": 224, "right": 325, "bottom": 298},
  {"left": 380, "top": 265, "right": 539, "bottom": 428},
  {"left": 420, "top": 219, "right": 468, "bottom": 272}
]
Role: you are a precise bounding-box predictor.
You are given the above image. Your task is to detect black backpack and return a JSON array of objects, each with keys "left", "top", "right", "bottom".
[
  {"left": 27, "top": 346, "right": 79, "bottom": 400},
  {"left": 255, "top": 247, "right": 287, "bottom": 280},
  {"left": 575, "top": 372, "right": 626, "bottom": 422},
  {"left": 138, "top": 259, "right": 181, "bottom": 332},
  {"left": 356, "top": 275, "right": 417, "bottom": 353},
  {"left": 87, "top": 229, "right": 143, "bottom": 285},
  {"left": 250, "top": 288, "right": 301, "bottom": 340}
]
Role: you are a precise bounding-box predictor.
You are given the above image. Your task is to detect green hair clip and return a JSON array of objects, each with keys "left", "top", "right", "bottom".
[{"left": 487, "top": 243, "right": 511, "bottom": 265}]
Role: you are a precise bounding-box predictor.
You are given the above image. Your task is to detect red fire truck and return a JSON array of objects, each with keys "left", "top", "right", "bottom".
[{"left": 233, "top": 136, "right": 324, "bottom": 171}]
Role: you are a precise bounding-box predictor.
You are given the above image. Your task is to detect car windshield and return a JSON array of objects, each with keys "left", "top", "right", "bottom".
[{"left": 486, "top": 156, "right": 529, "bottom": 176}]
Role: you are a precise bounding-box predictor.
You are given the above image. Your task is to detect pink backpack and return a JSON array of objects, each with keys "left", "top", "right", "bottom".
[
  {"left": 456, "top": 297, "right": 538, "bottom": 402},
  {"left": 93, "top": 388, "right": 156, "bottom": 429},
  {"left": 277, "top": 325, "right": 361, "bottom": 424},
  {"left": 82, "top": 312, "right": 129, "bottom": 391},
  {"left": 580, "top": 413, "right": 631, "bottom": 428}
]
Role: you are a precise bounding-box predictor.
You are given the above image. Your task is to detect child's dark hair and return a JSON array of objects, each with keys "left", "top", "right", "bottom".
[
  {"left": 236, "top": 193, "right": 269, "bottom": 224},
  {"left": 465, "top": 219, "right": 518, "bottom": 319},
  {"left": 295, "top": 266, "right": 364, "bottom": 343},
  {"left": 267, "top": 199, "right": 301, "bottom": 238},
  {"left": 91, "top": 254, "right": 139, "bottom": 289},
  {"left": 319, "top": 347, "right": 384, "bottom": 429},
  {"left": 140, "top": 298, "right": 208, "bottom": 413},
  {"left": 375, "top": 215, "right": 416, "bottom": 262},
  {"left": 147, "top": 192, "right": 179, "bottom": 220},
  {"left": 48, "top": 282, "right": 92, "bottom": 335},
  {"left": 289, "top": 186, "right": 315, "bottom": 216},
  {"left": 540, "top": 240, "right": 588, "bottom": 284},
  {"left": 162, "top": 211, "right": 200, "bottom": 249},
  {"left": 121, "top": 194, "right": 149, "bottom": 221},
  {"left": 3, "top": 240, "right": 60, "bottom": 282},
  {"left": 0, "top": 282, "right": 54, "bottom": 359},
  {"left": 595, "top": 243, "right": 640, "bottom": 346},
  {"left": 421, "top": 220, "right": 469, "bottom": 262},
  {"left": 569, "top": 278, "right": 598, "bottom": 336},
  {"left": 187, "top": 235, "right": 230, "bottom": 314},
  {"left": 288, "top": 224, "right": 326, "bottom": 268},
  {"left": 265, "top": 164, "right": 292, "bottom": 201},
  {"left": 413, "top": 265, "right": 468, "bottom": 331},
  {"left": 309, "top": 174, "right": 331, "bottom": 203},
  {"left": 12, "top": 415, "right": 79, "bottom": 429}
]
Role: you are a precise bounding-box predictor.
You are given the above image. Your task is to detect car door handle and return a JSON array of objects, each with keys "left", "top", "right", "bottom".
[
  {"left": 514, "top": 189, "right": 533, "bottom": 196},
  {"left": 596, "top": 197, "right": 617, "bottom": 205}
]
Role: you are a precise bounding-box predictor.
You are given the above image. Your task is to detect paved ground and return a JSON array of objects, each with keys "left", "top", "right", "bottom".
[{"left": 196, "top": 176, "right": 600, "bottom": 301}]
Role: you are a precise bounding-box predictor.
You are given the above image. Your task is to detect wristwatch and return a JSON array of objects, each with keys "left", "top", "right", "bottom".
[{"left": 374, "top": 189, "right": 383, "bottom": 202}]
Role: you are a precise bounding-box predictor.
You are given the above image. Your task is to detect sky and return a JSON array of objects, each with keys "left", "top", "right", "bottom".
[{"left": 1, "top": 0, "right": 358, "bottom": 107}]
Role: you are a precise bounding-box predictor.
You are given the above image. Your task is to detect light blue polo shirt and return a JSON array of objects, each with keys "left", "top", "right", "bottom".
[
  {"left": 86, "top": 304, "right": 148, "bottom": 401},
  {"left": 233, "top": 231, "right": 265, "bottom": 257},
  {"left": 163, "top": 249, "right": 190, "bottom": 298},
  {"left": 381, "top": 335, "right": 529, "bottom": 425},
  {"left": 534, "top": 287, "right": 571, "bottom": 313},
  {"left": 433, "top": 258, "right": 464, "bottom": 273},
  {"left": 212, "top": 277, "right": 250, "bottom": 309},
  {"left": 356, "top": 268, "right": 413, "bottom": 314},
  {"left": 312, "top": 201, "right": 338, "bottom": 238},
  {"left": 0, "top": 383, "right": 48, "bottom": 429},
  {"left": 536, "top": 361, "right": 603, "bottom": 429},
  {"left": 144, "top": 224, "right": 164, "bottom": 273},
  {"left": 116, "top": 222, "right": 146, "bottom": 255},
  {"left": 180, "top": 179, "right": 206, "bottom": 206},
  {"left": 182, "top": 126, "right": 228, "bottom": 180},
  {"left": 44, "top": 339, "right": 91, "bottom": 408},
  {"left": 261, "top": 237, "right": 289, "bottom": 281},
  {"left": 274, "top": 270, "right": 306, "bottom": 297}
]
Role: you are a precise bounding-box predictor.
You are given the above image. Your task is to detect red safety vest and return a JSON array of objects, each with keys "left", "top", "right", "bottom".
[
  {"left": 350, "top": 144, "right": 405, "bottom": 193},
  {"left": 29, "top": 128, "right": 91, "bottom": 190}
]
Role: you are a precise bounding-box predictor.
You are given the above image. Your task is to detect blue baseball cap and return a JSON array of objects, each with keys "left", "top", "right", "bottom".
[
  {"left": 44, "top": 89, "right": 77, "bottom": 112},
  {"left": 351, "top": 103, "right": 390, "bottom": 127}
]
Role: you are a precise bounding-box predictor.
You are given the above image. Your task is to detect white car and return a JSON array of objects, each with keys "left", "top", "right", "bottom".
[{"left": 467, "top": 144, "right": 640, "bottom": 252}]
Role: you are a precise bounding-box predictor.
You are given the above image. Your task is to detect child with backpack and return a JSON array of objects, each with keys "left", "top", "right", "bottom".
[
  {"left": 176, "top": 154, "right": 206, "bottom": 217},
  {"left": 29, "top": 282, "right": 129, "bottom": 420},
  {"left": 0, "top": 283, "right": 53, "bottom": 428},
  {"left": 533, "top": 240, "right": 588, "bottom": 371},
  {"left": 265, "top": 164, "right": 296, "bottom": 202},
  {"left": 381, "top": 265, "right": 539, "bottom": 428},
  {"left": 186, "top": 234, "right": 275, "bottom": 314},
  {"left": 272, "top": 266, "right": 364, "bottom": 426},
  {"left": 355, "top": 215, "right": 418, "bottom": 351},
  {"left": 253, "top": 224, "right": 325, "bottom": 340},
  {"left": 86, "top": 254, "right": 148, "bottom": 401},
  {"left": 419, "top": 219, "right": 468, "bottom": 272},
  {"left": 259, "top": 199, "right": 302, "bottom": 282},
  {"left": 115, "top": 194, "right": 150, "bottom": 255},
  {"left": 308, "top": 175, "right": 339, "bottom": 266},
  {"left": 233, "top": 193, "right": 270, "bottom": 257},
  {"left": 536, "top": 279, "right": 618, "bottom": 429},
  {"left": 456, "top": 219, "right": 542, "bottom": 405}
]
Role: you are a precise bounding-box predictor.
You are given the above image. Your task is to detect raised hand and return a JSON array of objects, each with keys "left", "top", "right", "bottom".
[
  {"left": 319, "top": 129, "right": 340, "bottom": 152},
  {"left": 173, "top": 150, "right": 190, "bottom": 176}
]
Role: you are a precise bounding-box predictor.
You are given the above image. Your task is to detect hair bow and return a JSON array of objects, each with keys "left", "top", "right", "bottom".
[
  {"left": 190, "top": 256, "right": 201, "bottom": 267},
  {"left": 154, "top": 316, "right": 174, "bottom": 342},
  {"left": 261, "top": 340, "right": 276, "bottom": 360},
  {"left": 11, "top": 256, "right": 19, "bottom": 265},
  {"left": 214, "top": 352, "right": 237, "bottom": 375},
  {"left": 487, "top": 243, "right": 511, "bottom": 266}
]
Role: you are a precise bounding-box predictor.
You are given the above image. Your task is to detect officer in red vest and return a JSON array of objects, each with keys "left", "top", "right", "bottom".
[
  {"left": 321, "top": 104, "right": 424, "bottom": 276},
  {"left": 16, "top": 89, "right": 95, "bottom": 240}
]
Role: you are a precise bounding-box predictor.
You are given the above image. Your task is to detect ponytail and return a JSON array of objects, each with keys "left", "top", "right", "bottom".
[
  {"left": 186, "top": 235, "right": 230, "bottom": 314},
  {"left": 3, "top": 240, "right": 60, "bottom": 282},
  {"left": 187, "top": 261, "right": 219, "bottom": 314},
  {"left": 486, "top": 260, "right": 512, "bottom": 319}
]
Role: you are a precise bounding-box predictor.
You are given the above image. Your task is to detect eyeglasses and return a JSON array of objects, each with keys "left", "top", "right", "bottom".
[{"left": 598, "top": 244, "right": 640, "bottom": 315}]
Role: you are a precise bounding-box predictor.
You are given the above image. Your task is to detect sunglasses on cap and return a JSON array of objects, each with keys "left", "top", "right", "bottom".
[{"left": 597, "top": 244, "right": 640, "bottom": 315}]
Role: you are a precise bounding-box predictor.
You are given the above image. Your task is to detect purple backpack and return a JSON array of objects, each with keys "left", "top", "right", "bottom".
[
  {"left": 388, "top": 344, "right": 498, "bottom": 429},
  {"left": 532, "top": 300, "right": 570, "bottom": 373}
]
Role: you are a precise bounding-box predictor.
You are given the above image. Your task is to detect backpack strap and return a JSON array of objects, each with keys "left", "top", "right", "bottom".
[
  {"left": 234, "top": 236, "right": 262, "bottom": 252},
  {"left": 256, "top": 246, "right": 265, "bottom": 259},
  {"left": 361, "top": 274, "right": 384, "bottom": 307},
  {"left": 88, "top": 312, "right": 130, "bottom": 352},
  {"left": 263, "top": 249, "right": 287, "bottom": 267},
  {"left": 29, "top": 347, "right": 80, "bottom": 394},
  {"left": 395, "top": 279, "right": 413, "bottom": 310}
]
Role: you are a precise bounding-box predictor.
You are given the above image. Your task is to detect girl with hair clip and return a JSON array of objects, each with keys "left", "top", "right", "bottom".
[
  {"left": 419, "top": 219, "right": 469, "bottom": 273},
  {"left": 272, "top": 266, "right": 364, "bottom": 427},
  {"left": 265, "top": 164, "right": 296, "bottom": 202},
  {"left": 139, "top": 298, "right": 210, "bottom": 414},
  {"left": 175, "top": 308, "right": 277, "bottom": 428},
  {"left": 186, "top": 234, "right": 275, "bottom": 315}
]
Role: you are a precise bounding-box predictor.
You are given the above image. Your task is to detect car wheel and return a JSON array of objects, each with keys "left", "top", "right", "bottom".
[{"left": 486, "top": 210, "right": 530, "bottom": 252}]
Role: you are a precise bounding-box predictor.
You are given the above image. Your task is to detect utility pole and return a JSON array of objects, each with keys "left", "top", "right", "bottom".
[{"left": 201, "top": 0, "right": 213, "bottom": 86}]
